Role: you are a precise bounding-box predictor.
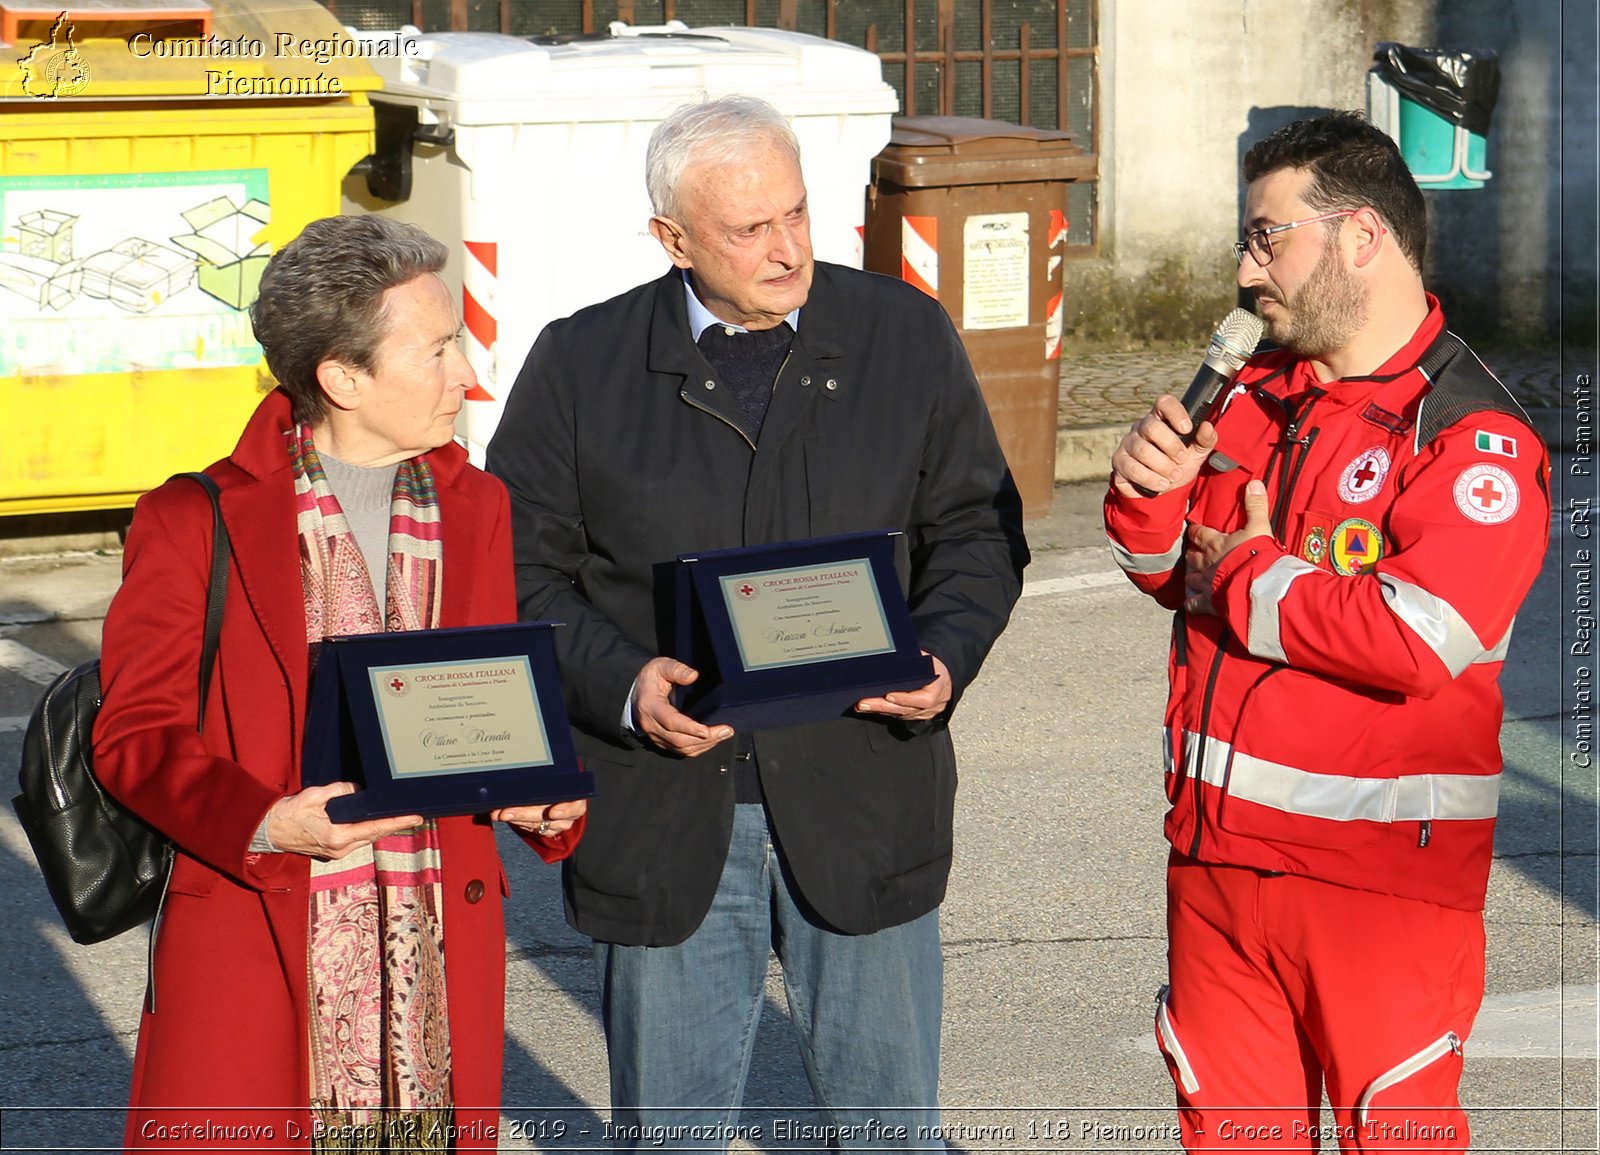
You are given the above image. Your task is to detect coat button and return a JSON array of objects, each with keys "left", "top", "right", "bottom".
[
  {"left": 800, "top": 375, "right": 812, "bottom": 387},
  {"left": 464, "top": 880, "right": 485, "bottom": 904},
  {"left": 824, "top": 379, "right": 838, "bottom": 391},
  {"left": 704, "top": 379, "right": 716, "bottom": 390}
]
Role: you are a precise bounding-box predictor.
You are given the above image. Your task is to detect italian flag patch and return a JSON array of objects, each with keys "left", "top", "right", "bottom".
[{"left": 1475, "top": 430, "right": 1517, "bottom": 458}]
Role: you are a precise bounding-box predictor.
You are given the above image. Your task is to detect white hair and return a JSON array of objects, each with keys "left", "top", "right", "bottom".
[{"left": 645, "top": 94, "right": 802, "bottom": 221}]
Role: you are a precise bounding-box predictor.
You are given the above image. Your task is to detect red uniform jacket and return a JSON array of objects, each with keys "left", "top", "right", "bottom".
[
  {"left": 94, "top": 390, "right": 579, "bottom": 1150},
  {"left": 1104, "top": 302, "right": 1550, "bottom": 911}
]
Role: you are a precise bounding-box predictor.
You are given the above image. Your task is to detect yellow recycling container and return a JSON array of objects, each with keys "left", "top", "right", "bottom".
[{"left": 0, "top": 0, "right": 388, "bottom": 516}]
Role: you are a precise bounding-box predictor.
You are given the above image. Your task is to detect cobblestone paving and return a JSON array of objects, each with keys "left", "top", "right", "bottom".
[{"left": 1058, "top": 347, "right": 1568, "bottom": 431}]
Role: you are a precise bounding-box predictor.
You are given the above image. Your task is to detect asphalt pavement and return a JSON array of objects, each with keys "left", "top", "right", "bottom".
[{"left": 1, "top": 444, "right": 1594, "bottom": 1151}]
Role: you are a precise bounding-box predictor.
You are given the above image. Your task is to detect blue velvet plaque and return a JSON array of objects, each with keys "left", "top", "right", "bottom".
[
  {"left": 302, "top": 622, "right": 592, "bottom": 823},
  {"left": 672, "top": 530, "right": 935, "bottom": 730}
]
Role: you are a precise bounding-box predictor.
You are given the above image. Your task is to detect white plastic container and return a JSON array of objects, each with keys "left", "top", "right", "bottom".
[{"left": 343, "top": 21, "right": 899, "bottom": 461}]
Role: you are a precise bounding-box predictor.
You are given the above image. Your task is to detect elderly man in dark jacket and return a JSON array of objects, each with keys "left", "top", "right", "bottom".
[{"left": 488, "top": 94, "right": 1027, "bottom": 1147}]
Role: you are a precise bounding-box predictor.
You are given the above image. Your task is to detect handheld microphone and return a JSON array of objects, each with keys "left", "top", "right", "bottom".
[{"left": 1177, "top": 308, "right": 1265, "bottom": 444}]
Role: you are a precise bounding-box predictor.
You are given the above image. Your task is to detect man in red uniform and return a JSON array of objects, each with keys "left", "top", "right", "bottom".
[{"left": 1104, "top": 112, "right": 1550, "bottom": 1152}]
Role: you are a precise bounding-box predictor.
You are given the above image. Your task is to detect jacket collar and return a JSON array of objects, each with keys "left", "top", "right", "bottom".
[
  {"left": 647, "top": 263, "right": 850, "bottom": 375},
  {"left": 227, "top": 389, "right": 470, "bottom": 486},
  {"left": 790, "top": 263, "right": 847, "bottom": 360},
  {"left": 215, "top": 391, "right": 476, "bottom": 730}
]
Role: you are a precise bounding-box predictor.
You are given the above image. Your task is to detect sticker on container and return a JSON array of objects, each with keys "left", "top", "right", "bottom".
[
  {"left": 1044, "top": 290, "right": 1064, "bottom": 360},
  {"left": 461, "top": 239, "right": 498, "bottom": 402},
  {"left": 901, "top": 215, "right": 939, "bottom": 299},
  {"left": 962, "top": 212, "right": 1029, "bottom": 330},
  {"left": 0, "top": 169, "right": 270, "bottom": 377}
]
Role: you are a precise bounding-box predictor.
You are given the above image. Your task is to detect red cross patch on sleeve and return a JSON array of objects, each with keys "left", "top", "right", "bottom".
[{"left": 1452, "top": 464, "right": 1520, "bottom": 525}]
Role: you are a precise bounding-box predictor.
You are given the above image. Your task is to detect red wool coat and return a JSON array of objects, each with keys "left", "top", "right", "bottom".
[{"left": 93, "top": 390, "right": 579, "bottom": 1151}]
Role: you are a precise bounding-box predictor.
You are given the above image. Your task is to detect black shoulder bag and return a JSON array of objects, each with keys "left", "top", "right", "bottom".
[{"left": 12, "top": 472, "right": 231, "bottom": 960}]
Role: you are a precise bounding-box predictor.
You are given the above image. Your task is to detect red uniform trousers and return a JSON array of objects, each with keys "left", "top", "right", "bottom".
[{"left": 1156, "top": 855, "right": 1485, "bottom": 1154}]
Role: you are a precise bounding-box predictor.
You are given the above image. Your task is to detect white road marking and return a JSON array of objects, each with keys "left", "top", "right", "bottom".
[
  {"left": 1124, "top": 984, "right": 1597, "bottom": 1060},
  {"left": 1470, "top": 984, "right": 1598, "bottom": 1058},
  {"left": 1023, "top": 571, "right": 1133, "bottom": 598},
  {"left": 0, "top": 639, "right": 67, "bottom": 686}
]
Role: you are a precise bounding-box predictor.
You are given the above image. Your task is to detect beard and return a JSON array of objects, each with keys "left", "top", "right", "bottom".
[{"left": 1257, "top": 242, "right": 1367, "bottom": 360}]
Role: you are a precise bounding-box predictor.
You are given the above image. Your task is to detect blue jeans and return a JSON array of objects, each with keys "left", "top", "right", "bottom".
[{"left": 594, "top": 803, "right": 943, "bottom": 1151}]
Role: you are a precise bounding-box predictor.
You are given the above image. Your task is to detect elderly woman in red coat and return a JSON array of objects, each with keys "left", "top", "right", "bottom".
[{"left": 93, "top": 215, "right": 586, "bottom": 1152}]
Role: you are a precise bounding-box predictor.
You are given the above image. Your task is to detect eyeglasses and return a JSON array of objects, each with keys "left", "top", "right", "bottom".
[{"left": 1234, "top": 210, "right": 1357, "bottom": 266}]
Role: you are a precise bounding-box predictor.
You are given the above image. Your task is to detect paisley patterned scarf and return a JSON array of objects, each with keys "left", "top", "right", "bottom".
[{"left": 290, "top": 425, "right": 454, "bottom": 1152}]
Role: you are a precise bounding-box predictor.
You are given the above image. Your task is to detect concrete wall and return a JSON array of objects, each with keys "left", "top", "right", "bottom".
[{"left": 1068, "top": 0, "right": 1597, "bottom": 350}]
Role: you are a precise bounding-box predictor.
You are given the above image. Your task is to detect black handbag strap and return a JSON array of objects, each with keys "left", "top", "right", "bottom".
[
  {"left": 172, "top": 471, "right": 231, "bottom": 732},
  {"left": 144, "top": 472, "right": 231, "bottom": 1014}
]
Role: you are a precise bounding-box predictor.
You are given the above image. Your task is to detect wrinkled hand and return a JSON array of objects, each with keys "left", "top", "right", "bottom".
[
  {"left": 492, "top": 798, "right": 588, "bottom": 838},
  {"left": 632, "top": 656, "right": 734, "bottom": 758},
  {"left": 1110, "top": 394, "right": 1219, "bottom": 499},
  {"left": 265, "top": 782, "right": 423, "bottom": 859},
  {"left": 854, "top": 653, "right": 952, "bottom": 721},
  {"left": 1184, "top": 480, "right": 1272, "bottom": 615}
]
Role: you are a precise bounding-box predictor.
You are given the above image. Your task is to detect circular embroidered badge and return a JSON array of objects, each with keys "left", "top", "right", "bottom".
[
  {"left": 1302, "top": 526, "right": 1328, "bottom": 565},
  {"left": 1452, "top": 463, "right": 1520, "bottom": 525},
  {"left": 1330, "top": 517, "right": 1384, "bottom": 575},
  {"left": 1338, "top": 447, "right": 1391, "bottom": 504}
]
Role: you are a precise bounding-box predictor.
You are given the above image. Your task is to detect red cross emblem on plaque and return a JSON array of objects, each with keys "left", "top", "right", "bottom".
[
  {"left": 388, "top": 676, "right": 406, "bottom": 693},
  {"left": 738, "top": 583, "right": 757, "bottom": 599}
]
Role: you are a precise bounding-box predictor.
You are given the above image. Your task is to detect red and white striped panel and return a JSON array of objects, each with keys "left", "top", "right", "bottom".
[
  {"left": 1048, "top": 209, "right": 1068, "bottom": 249},
  {"left": 461, "top": 239, "right": 497, "bottom": 402},
  {"left": 900, "top": 215, "right": 938, "bottom": 299},
  {"left": 1045, "top": 290, "right": 1064, "bottom": 361},
  {"left": 1045, "top": 210, "right": 1068, "bottom": 359}
]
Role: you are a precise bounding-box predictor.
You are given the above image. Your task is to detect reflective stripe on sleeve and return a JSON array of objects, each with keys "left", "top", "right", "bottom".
[
  {"left": 1246, "top": 556, "right": 1320, "bottom": 662},
  {"left": 1107, "top": 531, "right": 1183, "bottom": 576},
  {"left": 1167, "top": 730, "right": 1500, "bottom": 822},
  {"left": 1377, "top": 574, "right": 1492, "bottom": 678},
  {"left": 1475, "top": 618, "right": 1514, "bottom": 664}
]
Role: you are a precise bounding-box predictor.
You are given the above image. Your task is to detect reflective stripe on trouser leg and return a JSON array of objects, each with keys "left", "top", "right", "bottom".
[
  {"left": 1164, "top": 855, "right": 1484, "bottom": 1153},
  {"left": 1164, "top": 857, "right": 1325, "bottom": 1152},
  {"left": 1295, "top": 881, "right": 1482, "bottom": 1155}
]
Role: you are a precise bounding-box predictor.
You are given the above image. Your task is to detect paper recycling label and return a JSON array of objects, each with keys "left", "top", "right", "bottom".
[{"left": 962, "top": 212, "right": 1029, "bottom": 330}]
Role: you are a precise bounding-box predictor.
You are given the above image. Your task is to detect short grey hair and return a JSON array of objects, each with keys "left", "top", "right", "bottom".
[
  {"left": 645, "top": 94, "right": 802, "bottom": 222},
  {"left": 249, "top": 215, "right": 448, "bottom": 426}
]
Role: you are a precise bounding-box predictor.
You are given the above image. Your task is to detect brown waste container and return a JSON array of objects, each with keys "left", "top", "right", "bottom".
[{"left": 865, "top": 117, "right": 1093, "bottom": 519}]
